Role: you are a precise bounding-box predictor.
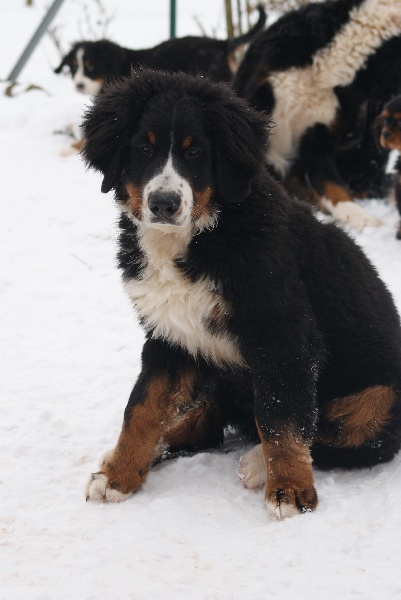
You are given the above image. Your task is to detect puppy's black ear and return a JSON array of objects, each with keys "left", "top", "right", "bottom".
[
  {"left": 207, "top": 95, "right": 269, "bottom": 202},
  {"left": 81, "top": 71, "right": 154, "bottom": 193},
  {"left": 54, "top": 49, "right": 75, "bottom": 74},
  {"left": 54, "top": 61, "right": 65, "bottom": 74}
]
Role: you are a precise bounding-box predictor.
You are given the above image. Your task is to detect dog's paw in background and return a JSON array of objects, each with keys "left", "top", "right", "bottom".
[
  {"left": 320, "top": 198, "right": 385, "bottom": 232},
  {"left": 238, "top": 444, "right": 267, "bottom": 489}
]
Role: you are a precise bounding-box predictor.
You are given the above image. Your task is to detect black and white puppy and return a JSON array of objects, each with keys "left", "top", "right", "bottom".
[
  {"left": 83, "top": 70, "right": 401, "bottom": 518},
  {"left": 234, "top": 0, "right": 401, "bottom": 231},
  {"left": 54, "top": 5, "right": 266, "bottom": 94}
]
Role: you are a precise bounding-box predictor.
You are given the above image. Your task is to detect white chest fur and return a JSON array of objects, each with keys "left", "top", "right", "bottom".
[
  {"left": 124, "top": 227, "right": 245, "bottom": 367},
  {"left": 267, "top": 0, "right": 401, "bottom": 175}
]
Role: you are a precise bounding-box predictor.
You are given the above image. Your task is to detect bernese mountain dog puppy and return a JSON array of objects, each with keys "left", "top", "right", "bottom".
[
  {"left": 54, "top": 5, "right": 266, "bottom": 95},
  {"left": 234, "top": 0, "right": 401, "bottom": 231},
  {"left": 83, "top": 70, "right": 401, "bottom": 518},
  {"left": 376, "top": 95, "right": 401, "bottom": 239}
]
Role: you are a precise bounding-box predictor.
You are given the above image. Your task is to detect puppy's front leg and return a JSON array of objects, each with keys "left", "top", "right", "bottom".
[
  {"left": 238, "top": 289, "right": 321, "bottom": 518},
  {"left": 86, "top": 340, "right": 198, "bottom": 502},
  {"left": 252, "top": 366, "right": 319, "bottom": 518}
]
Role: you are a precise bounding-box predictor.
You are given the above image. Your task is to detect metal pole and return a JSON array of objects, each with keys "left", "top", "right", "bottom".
[
  {"left": 170, "top": 0, "right": 176, "bottom": 39},
  {"left": 6, "top": 0, "right": 66, "bottom": 82}
]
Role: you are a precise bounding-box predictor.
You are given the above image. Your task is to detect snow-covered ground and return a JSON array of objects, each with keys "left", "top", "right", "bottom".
[{"left": 1, "top": 2, "right": 401, "bottom": 599}]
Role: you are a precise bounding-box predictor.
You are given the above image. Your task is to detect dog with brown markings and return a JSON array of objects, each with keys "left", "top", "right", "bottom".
[
  {"left": 376, "top": 95, "right": 401, "bottom": 239},
  {"left": 82, "top": 70, "right": 401, "bottom": 519}
]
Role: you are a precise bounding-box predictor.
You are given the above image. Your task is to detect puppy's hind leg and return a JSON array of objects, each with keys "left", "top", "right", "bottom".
[{"left": 313, "top": 385, "right": 401, "bottom": 469}]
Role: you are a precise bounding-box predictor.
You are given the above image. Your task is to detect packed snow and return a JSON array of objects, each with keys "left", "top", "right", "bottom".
[{"left": 1, "top": 1, "right": 401, "bottom": 598}]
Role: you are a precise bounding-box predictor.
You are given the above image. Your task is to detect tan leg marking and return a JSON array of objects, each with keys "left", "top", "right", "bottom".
[
  {"left": 88, "top": 370, "right": 197, "bottom": 501},
  {"left": 257, "top": 423, "right": 318, "bottom": 518},
  {"left": 323, "top": 385, "right": 395, "bottom": 448}
]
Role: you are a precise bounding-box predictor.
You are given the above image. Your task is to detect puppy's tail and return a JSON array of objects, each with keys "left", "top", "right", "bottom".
[{"left": 227, "top": 4, "right": 267, "bottom": 51}]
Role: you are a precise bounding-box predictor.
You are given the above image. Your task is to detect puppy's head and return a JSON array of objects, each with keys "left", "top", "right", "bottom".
[
  {"left": 54, "top": 40, "right": 126, "bottom": 95},
  {"left": 82, "top": 69, "right": 269, "bottom": 231},
  {"left": 375, "top": 95, "right": 401, "bottom": 152}
]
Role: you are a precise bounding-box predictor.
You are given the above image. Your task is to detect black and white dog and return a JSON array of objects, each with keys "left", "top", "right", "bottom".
[
  {"left": 234, "top": 0, "right": 401, "bottom": 231},
  {"left": 54, "top": 5, "right": 266, "bottom": 94},
  {"left": 83, "top": 70, "right": 401, "bottom": 518}
]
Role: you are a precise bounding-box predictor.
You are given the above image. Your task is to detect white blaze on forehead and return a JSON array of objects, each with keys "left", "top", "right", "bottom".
[
  {"left": 267, "top": 0, "right": 401, "bottom": 175},
  {"left": 73, "top": 48, "right": 102, "bottom": 96},
  {"left": 142, "top": 152, "right": 194, "bottom": 226}
]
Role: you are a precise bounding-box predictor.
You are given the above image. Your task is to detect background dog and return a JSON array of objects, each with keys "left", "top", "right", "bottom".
[
  {"left": 82, "top": 69, "right": 401, "bottom": 518},
  {"left": 54, "top": 4, "right": 266, "bottom": 95},
  {"left": 234, "top": 0, "right": 401, "bottom": 231},
  {"left": 376, "top": 95, "right": 401, "bottom": 239}
]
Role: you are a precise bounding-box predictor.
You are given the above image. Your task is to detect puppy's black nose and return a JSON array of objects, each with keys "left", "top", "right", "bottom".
[
  {"left": 76, "top": 83, "right": 85, "bottom": 91},
  {"left": 148, "top": 192, "right": 181, "bottom": 220}
]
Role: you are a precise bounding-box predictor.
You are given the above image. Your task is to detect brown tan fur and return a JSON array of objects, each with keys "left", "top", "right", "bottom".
[
  {"left": 71, "top": 138, "right": 85, "bottom": 152},
  {"left": 148, "top": 131, "right": 156, "bottom": 145},
  {"left": 101, "top": 370, "right": 197, "bottom": 494},
  {"left": 163, "top": 398, "right": 223, "bottom": 450},
  {"left": 377, "top": 110, "right": 401, "bottom": 151},
  {"left": 322, "top": 181, "right": 353, "bottom": 206},
  {"left": 256, "top": 423, "right": 318, "bottom": 513},
  {"left": 182, "top": 136, "right": 192, "bottom": 149},
  {"left": 125, "top": 183, "right": 143, "bottom": 218},
  {"left": 322, "top": 385, "right": 395, "bottom": 447},
  {"left": 192, "top": 186, "right": 213, "bottom": 220}
]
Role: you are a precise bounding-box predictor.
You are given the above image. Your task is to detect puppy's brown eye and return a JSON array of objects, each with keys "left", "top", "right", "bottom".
[
  {"left": 139, "top": 144, "right": 154, "bottom": 156},
  {"left": 185, "top": 146, "right": 201, "bottom": 159}
]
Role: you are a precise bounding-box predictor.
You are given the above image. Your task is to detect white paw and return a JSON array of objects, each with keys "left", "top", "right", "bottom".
[
  {"left": 85, "top": 472, "right": 132, "bottom": 503},
  {"left": 266, "top": 499, "right": 299, "bottom": 519},
  {"left": 320, "top": 198, "right": 384, "bottom": 232},
  {"left": 85, "top": 449, "right": 132, "bottom": 503},
  {"left": 238, "top": 444, "right": 267, "bottom": 488}
]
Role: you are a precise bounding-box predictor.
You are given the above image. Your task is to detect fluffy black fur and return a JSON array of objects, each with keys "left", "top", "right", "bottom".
[
  {"left": 54, "top": 5, "right": 266, "bottom": 91},
  {"left": 82, "top": 70, "right": 401, "bottom": 516},
  {"left": 234, "top": 0, "right": 401, "bottom": 211}
]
